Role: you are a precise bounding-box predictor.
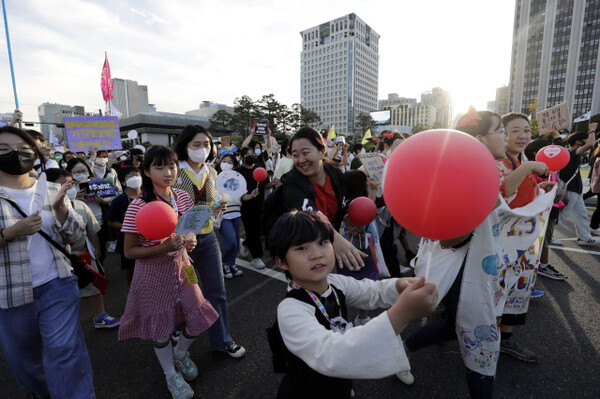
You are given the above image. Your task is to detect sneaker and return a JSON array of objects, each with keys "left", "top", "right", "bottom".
[
  {"left": 239, "top": 244, "right": 249, "bottom": 258},
  {"left": 576, "top": 237, "right": 600, "bottom": 246},
  {"left": 549, "top": 236, "right": 563, "bottom": 246},
  {"left": 174, "top": 352, "right": 198, "bottom": 381},
  {"left": 166, "top": 372, "right": 194, "bottom": 399},
  {"left": 93, "top": 313, "right": 121, "bottom": 329},
  {"left": 223, "top": 264, "right": 233, "bottom": 279},
  {"left": 353, "top": 314, "right": 371, "bottom": 326},
  {"left": 250, "top": 258, "right": 266, "bottom": 269},
  {"left": 219, "top": 342, "right": 246, "bottom": 358},
  {"left": 538, "top": 264, "right": 567, "bottom": 280},
  {"left": 531, "top": 290, "right": 545, "bottom": 298},
  {"left": 591, "top": 227, "right": 600, "bottom": 236},
  {"left": 500, "top": 338, "right": 538, "bottom": 362},
  {"left": 396, "top": 370, "right": 415, "bottom": 385},
  {"left": 230, "top": 264, "right": 244, "bottom": 277}
]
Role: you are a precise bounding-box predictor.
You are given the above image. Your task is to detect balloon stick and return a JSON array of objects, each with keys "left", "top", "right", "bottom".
[
  {"left": 424, "top": 241, "right": 438, "bottom": 281},
  {"left": 2, "top": 0, "right": 20, "bottom": 112}
]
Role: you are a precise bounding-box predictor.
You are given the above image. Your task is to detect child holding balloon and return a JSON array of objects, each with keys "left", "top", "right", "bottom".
[{"left": 119, "top": 145, "right": 218, "bottom": 399}]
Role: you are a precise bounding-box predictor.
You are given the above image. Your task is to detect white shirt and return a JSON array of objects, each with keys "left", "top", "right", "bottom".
[
  {"left": 179, "top": 160, "right": 206, "bottom": 181},
  {"left": 3, "top": 183, "right": 58, "bottom": 287},
  {"left": 277, "top": 274, "right": 410, "bottom": 379}
]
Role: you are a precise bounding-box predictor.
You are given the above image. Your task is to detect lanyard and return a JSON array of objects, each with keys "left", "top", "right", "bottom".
[
  {"left": 291, "top": 281, "right": 342, "bottom": 326},
  {"left": 155, "top": 190, "right": 178, "bottom": 214}
]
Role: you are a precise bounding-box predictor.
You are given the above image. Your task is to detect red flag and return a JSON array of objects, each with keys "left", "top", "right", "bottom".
[{"left": 101, "top": 53, "right": 113, "bottom": 102}]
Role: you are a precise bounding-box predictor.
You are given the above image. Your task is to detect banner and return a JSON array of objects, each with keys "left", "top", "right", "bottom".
[
  {"left": 101, "top": 53, "right": 113, "bottom": 102},
  {"left": 537, "top": 102, "right": 569, "bottom": 135},
  {"left": 64, "top": 116, "right": 122, "bottom": 151},
  {"left": 358, "top": 153, "right": 385, "bottom": 184}
]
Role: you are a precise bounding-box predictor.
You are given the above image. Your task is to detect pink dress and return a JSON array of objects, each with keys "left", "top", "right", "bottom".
[{"left": 118, "top": 189, "right": 219, "bottom": 341}]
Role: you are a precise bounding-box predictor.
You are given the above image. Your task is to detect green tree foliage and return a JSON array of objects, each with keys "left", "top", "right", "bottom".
[
  {"left": 354, "top": 112, "right": 377, "bottom": 140},
  {"left": 230, "top": 95, "right": 259, "bottom": 137},
  {"left": 287, "top": 103, "right": 322, "bottom": 131},
  {"left": 527, "top": 98, "right": 540, "bottom": 137},
  {"left": 208, "top": 110, "right": 233, "bottom": 134},
  {"left": 256, "top": 94, "right": 290, "bottom": 134},
  {"left": 411, "top": 123, "right": 428, "bottom": 134}
]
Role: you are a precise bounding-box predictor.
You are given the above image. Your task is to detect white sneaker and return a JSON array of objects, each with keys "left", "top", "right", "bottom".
[
  {"left": 591, "top": 228, "right": 600, "bottom": 236},
  {"left": 396, "top": 370, "right": 415, "bottom": 385},
  {"left": 549, "top": 236, "right": 563, "bottom": 246},
  {"left": 577, "top": 237, "right": 600, "bottom": 246},
  {"left": 239, "top": 245, "right": 249, "bottom": 258},
  {"left": 250, "top": 258, "right": 266, "bottom": 269}
]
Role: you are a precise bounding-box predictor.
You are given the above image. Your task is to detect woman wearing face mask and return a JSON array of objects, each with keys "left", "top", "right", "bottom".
[
  {"left": 173, "top": 124, "right": 247, "bottom": 359},
  {"left": 216, "top": 154, "right": 244, "bottom": 279},
  {"left": 90, "top": 150, "right": 122, "bottom": 194},
  {"left": 108, "top": 165, "right": 143, "bottom": 286},
  {"left": 0, "top": 126, "right": 93, "bottom": 399}
]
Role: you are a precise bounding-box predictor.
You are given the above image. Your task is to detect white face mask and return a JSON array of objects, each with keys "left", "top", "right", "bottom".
[
  {"left": 60, "top": 161, "right": 67, "bottom": 169},
  {"left": 73, "top": 172, "right": 89, "bottom": 182},
  {"left": 220, "top": 162, "right": 233, "bottom": 171},
  {"left": 66, "top": 187, "right": 78, "bottom": 200},
  {"left": 254, "top": 149, "right": 262, "bottom": 156},
  {"left": 95, "top": 157, "right": 108, "bottom": 167},
  {"left": 119, "top": 155, "right": 127, "bottom": 161},
  {"left": 188, "top": 147, "right": 210, "bottom": 164},
  {"left": 360, "top": 149, "right": 366, "bottom": 155},
  {"left": 126, "top": 175, "right": 142, "bottom": 189}
]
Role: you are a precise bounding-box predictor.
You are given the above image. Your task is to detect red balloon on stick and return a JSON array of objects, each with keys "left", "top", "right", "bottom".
[
  {"left": 535, "top": 145, "right": 570, "bottom": 172},
  {"left": 135, "top": 201, "right": 178, "bottom": 240},
  {"left": 382, "top": 129, "right": 500, "bottom": 240},
  {"left": 253, "top": 167, "right": 268, "bottom": 182},
  {"left": 348, "top": 197, "right": 377, "bottom": 226}
]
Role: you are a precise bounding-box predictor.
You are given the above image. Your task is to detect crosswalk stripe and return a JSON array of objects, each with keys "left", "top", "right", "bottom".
[{"left": 236, "top": 258, "right": 287, "bottom": 282}]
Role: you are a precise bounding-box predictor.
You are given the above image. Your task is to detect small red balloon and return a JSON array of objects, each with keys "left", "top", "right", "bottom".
[
  {"left": 253, "top": 167, "right": 268, "bottom": 182},
  {"left": 135, "top": 201, "right": 178, "bottom": 240},
  {"left": 535, "top": 145, "right": 569, "bottom": 172},
  {"left": 348, "top": 197, "right": 377, "bottom": 226},
  {"left": 382, "top": 129, "right": 500, "bottom": 240}
]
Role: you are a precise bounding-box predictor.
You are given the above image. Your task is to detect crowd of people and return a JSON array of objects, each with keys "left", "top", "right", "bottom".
[{"left": 0, "top": 106, "right": 599, "bottom": 399}]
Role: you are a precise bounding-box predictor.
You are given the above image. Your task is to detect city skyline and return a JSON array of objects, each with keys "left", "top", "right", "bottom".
[{"left": 0, "top": 0, "right": 515, "bottom": 127}]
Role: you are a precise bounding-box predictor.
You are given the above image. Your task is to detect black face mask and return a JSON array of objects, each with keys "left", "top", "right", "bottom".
[
  {"left": 244, "top": 155, "right": 256, "bottom": 165},
  {"left": 0, "top": 150, "right": 36, "bottom": 175}
]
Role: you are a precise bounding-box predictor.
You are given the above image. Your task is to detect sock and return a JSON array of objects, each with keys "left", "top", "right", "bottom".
[
  {"left": 153, "top": 338, "right": 176, "bottom": 379},
  {"left": 173, "top": 328, "right": 198, "bottom": 361},
  {"left": 501, "top": 331, "right": 512, "bottom": 342},
  {"left": 540, "top": 263, "right": 548, "bottom": 269}
]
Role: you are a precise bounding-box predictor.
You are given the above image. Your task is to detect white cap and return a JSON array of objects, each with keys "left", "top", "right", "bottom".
[{"left": 134, "top": 144, "right": 146, "bottom": 153}]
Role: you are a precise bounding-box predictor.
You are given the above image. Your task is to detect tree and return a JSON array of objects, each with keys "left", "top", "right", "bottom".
[
  {"left": 230, "top": 95, "right": 259, "bottom": 137},
  {"left": 256, "top": 94, "right": 289, "bottom": 133},
  {"left": 411, "top": 123, "right": 428, "bottom": 134},
  {"left": 208, "top": 110, "right": 232, "bottom": 134},
  {"left": 354, "top": 112, "right": 377, "bottom": 140},
  {"left": 287, "top": 103, "right": 322, "bottom": 132},
  {"left": 527, "top": 98, "right": 540, "bottom": 137}
]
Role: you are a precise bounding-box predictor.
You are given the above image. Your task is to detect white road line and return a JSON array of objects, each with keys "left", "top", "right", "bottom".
[
  {"left": 236, "top": 258, "right": 288, "bottom": 282},
  {"left": 549, "top": 245, "right": 600, "bottom": 256}
]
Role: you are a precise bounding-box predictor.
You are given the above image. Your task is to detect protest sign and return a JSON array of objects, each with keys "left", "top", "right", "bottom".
[
  {"left": 220, "top": 136, "right": 230, "bottom": 148},
  {"left": 254, "top": 119, "right": 269, "bottom": 135},
  {"left": 175, "top": 205, "right": 212, "bottom": 235},
  {"left": 83, "top": 178, "right": 117, "bottom": 200},
  {"left": 216, "top": 171, "right": 247, "bottom": 201},
  {"left": 64, "top": 116, "right": 122, "bottom": 152},
  {"left": 537, "top": 102, "right": 570, "bottom": 135},
  {"left": 358, "top": 153, "right": 385, "bottom": 184}
]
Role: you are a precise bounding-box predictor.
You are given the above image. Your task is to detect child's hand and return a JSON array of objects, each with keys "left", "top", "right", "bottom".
[
  {"left": 387, "top": 277, "right": 438, "bottom": 334},
  {"left": 183, "top": 232, "right": 197, "bottom": 252},
  {"left": 162, "top": 234, "right": 185, "bottom": 253}
]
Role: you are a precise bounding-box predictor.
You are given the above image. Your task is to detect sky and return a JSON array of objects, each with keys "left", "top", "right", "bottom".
[{"left": 0, "top": 0, "right": 516, "bottom": 125}]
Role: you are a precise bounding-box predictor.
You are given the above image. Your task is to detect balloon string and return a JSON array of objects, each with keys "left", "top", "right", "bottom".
[{"left": 424, "top": 240, "right": 438, "bottom": 281}]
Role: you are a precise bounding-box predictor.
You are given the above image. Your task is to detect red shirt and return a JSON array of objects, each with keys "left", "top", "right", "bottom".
[
  {"left": 311, "top": 174, "right": 339, "bottom": 223},
  {"left": 497, "top": 156, "right": 539, "bottom": 209}
]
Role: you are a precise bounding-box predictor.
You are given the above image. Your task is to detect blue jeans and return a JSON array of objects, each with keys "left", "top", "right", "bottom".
[
  {"left": 220, "top": 217, "right": 241, "bottom": 266},
  {"left": 0, "top": 276, "right": 95, "bottom": 399},
  {"left": 189, "top": 231, "right": 233, "bottom": 350}
]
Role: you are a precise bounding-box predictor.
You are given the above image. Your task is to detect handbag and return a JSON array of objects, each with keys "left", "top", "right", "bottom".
[{"left": 5, "top": 199, "right": 107, "bottom": 290}]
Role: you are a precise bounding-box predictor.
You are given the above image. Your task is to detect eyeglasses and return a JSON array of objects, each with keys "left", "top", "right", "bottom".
[{"left": 0, "top": 144, "right": 35, "bottom": 156}]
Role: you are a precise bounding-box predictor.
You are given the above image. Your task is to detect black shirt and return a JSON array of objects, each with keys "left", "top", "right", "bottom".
[
  {"left": 560, "top": 149, "right": 583, "bottom": 194},
  {"left": 236, "top": 165, "right": 269, "bottom": 212},
  {"left": 107, "top": 192, "right": 134, "bottom": 255}
]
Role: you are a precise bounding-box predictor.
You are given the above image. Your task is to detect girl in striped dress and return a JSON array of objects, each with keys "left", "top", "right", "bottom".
[{"left": 119, "top": 145, "right": 218, "bottom": 399}]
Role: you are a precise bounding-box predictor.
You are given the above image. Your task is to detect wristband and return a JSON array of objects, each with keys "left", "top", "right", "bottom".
[{"left": 1, "top": 228, "right": 14, "bottom": 242}]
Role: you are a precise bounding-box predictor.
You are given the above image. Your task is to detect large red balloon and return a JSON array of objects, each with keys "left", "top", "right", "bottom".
[
  {"left": 253, "top": 167, "right": 268, "bottom": 182},
  {"left": 535, "top": 145, "right": 569, "bottom": 172},
  {"left": 348, "top": 197, "right": 377, "bottom": 226},
  {"left": 382, "top": 129, "right": 500, "bottom": 240},
  {"left": 135, "top": 201, "right": 178, "bottom": 240}
]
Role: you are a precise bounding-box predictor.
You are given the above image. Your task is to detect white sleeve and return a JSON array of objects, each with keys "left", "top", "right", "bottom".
[
  {"left": 327, "top": 274, "right": 400, "bottom": 310},
  {"left": 277, "top": 296, "right": 410, "bottom": 379}
]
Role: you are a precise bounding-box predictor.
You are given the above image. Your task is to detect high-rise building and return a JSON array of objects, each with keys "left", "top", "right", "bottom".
[
  {"left": 385, "top": 103, "right": 437, "bottom": 129},
  {"left": 112, "top": 78, "right": 152, "bottom": 117},
  {"left": 420, "top": 87, "right": 454, "bottom": 128},
  {"left": 37, "top": 103, "right": 72, "bottom": 138},
  {"left": 300, "top": 13, "right": 379, "bottom": 135},
  {"left": 487, "top": 86, "right": 509, "bottom": 115},
  {"left": 378, "top": 93, "right": 417, "bottom": 109},
  {"left": 508, "top": 0, "right": 600, "bottom": 120}
]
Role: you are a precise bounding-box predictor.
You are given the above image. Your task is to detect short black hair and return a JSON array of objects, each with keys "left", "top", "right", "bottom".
[
  {"left": 117, "top": 165, "right": 140, "bottom": 185},
  {"left": 217, "top": 153, "right": 238, "bottom": 173},
  {"left": 65, "top": 157, "right": 93, "bottom": 175},
  {"left": 267, "top": 210, "right": 335, "bottom": 271},
  {"left": 44, "top": 168, "right": 72, "bottom": 182},
  {"left": 524, "top": 138, "right": 551, "bottom": 161},
  {"left": 351, "top": 143, "right": 364, "bottom": 154},
  {"left": 0, "top": 126, "right": 45, "bottom": 165},
  {"left": 141, "top": 145, "right": 178, "bottom": 202},
  {"left": 501, "top": 112, "right": 530, "bottom": 128},
  {"left": 456, "top": 110, "right": 501, "bottom": 137},
  {"left": 567, "top": 131, "right": 588, "bottom": 146},
  {"left": 173, "top": 124, "right": 216, "bottom": 163},
  {"left": 343, "top": 170, "right": 368, "bottom": 201},
  {"left": 130, "top": 148, "right": 144, "bottom": 156},
  {"left": 25, "top": 129, "right": 45, "bottom": 143},
  {"left": 289, "top": 127, "right": 325, "bottom": 152}
]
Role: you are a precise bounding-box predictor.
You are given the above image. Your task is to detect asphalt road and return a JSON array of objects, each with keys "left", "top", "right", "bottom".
[{"left": 1, "top": 200, "right": 599, "bottom": 399}]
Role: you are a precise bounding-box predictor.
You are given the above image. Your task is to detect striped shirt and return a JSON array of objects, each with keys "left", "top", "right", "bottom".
[{"left": 121, "top": 189, "right": 194, "bottom": 247}]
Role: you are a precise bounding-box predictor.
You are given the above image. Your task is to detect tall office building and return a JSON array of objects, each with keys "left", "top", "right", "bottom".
[
  {"left": 112, "top": 78, "right": 152, "bottom": 118},
  {"left": 487, "top": 86, "right": 509, "bottom": 115},
  {"left": 300, "top": 13, "right": 379, "bottom": 135},
  {"left": 508, "top": 0, "right": 600, "bottom": 120},
  {"left": 37, "top": 103, "right": 72, "bottom": 138},
  {"left": 420, "top": 87, "right": 454, "bottom": 128}
]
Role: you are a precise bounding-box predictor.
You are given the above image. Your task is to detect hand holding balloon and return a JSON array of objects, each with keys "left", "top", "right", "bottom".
[
  {"left": 136, "top": 201, "right": 178, "bottom": 240},
  {"left": 534, "top": 145, "right": 569, "bottom": 172}
]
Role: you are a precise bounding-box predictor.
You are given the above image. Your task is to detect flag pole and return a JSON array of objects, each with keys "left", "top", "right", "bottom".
[{"left": 2, "top": 0, "right": 20, "bottom": 128}]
